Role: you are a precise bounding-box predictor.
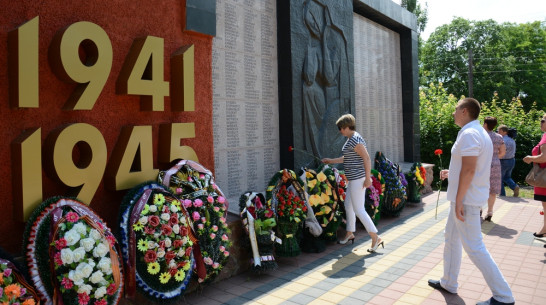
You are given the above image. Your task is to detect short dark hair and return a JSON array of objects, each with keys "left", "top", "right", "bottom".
[
  {"left": 483, "top": 116, "right": 498, "bottom": 131},
  {"left": 459, "top": 98, "right": 480, "bottom": 119},
  {"left": 336, "top": 114, "right": 356, "bottom": 130}
]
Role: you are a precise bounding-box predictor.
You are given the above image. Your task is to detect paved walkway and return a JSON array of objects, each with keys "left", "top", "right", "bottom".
[{"left": 183, "top": 192, "right": 546, "bottom": 305}]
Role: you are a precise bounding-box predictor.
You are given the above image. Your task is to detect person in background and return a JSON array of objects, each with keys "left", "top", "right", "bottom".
[
  {"left": 321, "top": 114, "right": 384, "bottom": 253},
  {"left": 427, "top": 98, "right": 514, "bottom": 305},
  {"left": 483, "top": 117, "right": 505, "bottom": 222},
  {"left": 523, "top": 114, "right": 546, "bottom": 238},
  {"left": 497, "top": 125, "right": 519, "bottom": 197}
]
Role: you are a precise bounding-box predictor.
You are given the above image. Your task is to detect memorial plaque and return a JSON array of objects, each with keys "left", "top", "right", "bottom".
[
  {"left": 213, "top": 0, "right": 279, "bottom": 214},
  {"left": 353, "top": 13, "right": 404, "bottom": 163}
]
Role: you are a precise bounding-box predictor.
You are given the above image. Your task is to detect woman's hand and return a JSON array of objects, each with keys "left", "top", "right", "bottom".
[
  {"left": 440, "top": 169, "right": 449, "bottom": 180},
  {"left": 321, "top": 158, "right": 331, "bottom": 164},
  {"left": 523, "top": 156, "right": 533, "bottom": 164},
  {"left": 364, "top": 177, "right": 372, "bottom": 188}
]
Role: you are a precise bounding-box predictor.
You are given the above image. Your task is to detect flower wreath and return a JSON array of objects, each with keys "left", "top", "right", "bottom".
[
  {"left": 239, "top": 192, "right": 277, "bottom": 273},
  {"left": 405, "top": 162, "right": 427, "bottom": 203},
  {"left": 119, "top": 182, "right": 194, "bottom": 300},
  {"left": 23, "top": 197, "right": 123, "bottom": 305},
  {"left": 0, "top": 249, "right": 41, "bottom": 305},
  {"left": 265, "top": 169, "right": 308, "bottom": 257},
  {"left": 158, "top": 160, "right": 231, "bottom": 284},
  {"left": 374, "top": 151, "right": 407, "bottom": 217},
  {"left": 364, "top": 169, "right": 385, "bottom": 224},
  {"left": 302, "top": 165, "right": 342, "bottom": 241}
]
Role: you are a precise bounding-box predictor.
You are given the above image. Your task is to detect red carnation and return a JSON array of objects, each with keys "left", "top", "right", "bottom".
[
  {"left": 144, "top": 250, "right": 157, "bottom": 263},
  {"left": 288, "top": 146, "right": 294, "bottom": 152},
  {"left": 106, "top": 283, "right": 117, "bottom": 295},
  {"left": 78, "top": 292, "right": 90, "bottom": 305},
  {"left": 148, "top": 215, "right": 160, "bottom": 227},
  {"left": 180, "top": 226, "right": 188, "bottom": 236},
  {"left": 169, "top": 268, "right": 178, "bottom": 276},
  {"left": 94, "top": 300, "right": 107, "bottom": 305},
  {"left": 55, "top": 238, "right": 67, "bottom": 250},
  {"left": 185, "top": 247, "right": 193, "bottom": 257},
  {"left": 434, "top": 149, "right": 443, "bottom": 156},
  {"left": 158, "top": 240, "right": 166, "bottom": 249},
  {"left": 144, "top": 226, "right": 155, "bottom": 235},
  {"left": 66, "top": 212, "right": 80, "bottom": 223}
]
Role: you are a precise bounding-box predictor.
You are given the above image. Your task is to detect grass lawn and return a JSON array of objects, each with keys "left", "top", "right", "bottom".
[{"left": 502, "top": 186, "right": 534, "bottom": 199}]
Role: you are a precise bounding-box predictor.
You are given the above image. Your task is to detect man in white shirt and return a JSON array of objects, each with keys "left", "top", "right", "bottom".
[{"left": 428, "top": 98, "right": 515, "bottom": 305}]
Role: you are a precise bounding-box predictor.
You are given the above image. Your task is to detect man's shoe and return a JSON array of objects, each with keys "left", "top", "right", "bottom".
[
  {"left": 476, "top": 297, "right": 515, "bottom": 305},
  {"left": 513, "top": 186, "right": 520, "bottom": 197},
  {"left": 427, "top": 279, "right": 455, "bottom": 294}
]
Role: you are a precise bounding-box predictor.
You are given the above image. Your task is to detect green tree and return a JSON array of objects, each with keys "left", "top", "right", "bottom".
[{"left": 420, "top": 18, "right": 546, "bottom": 109}]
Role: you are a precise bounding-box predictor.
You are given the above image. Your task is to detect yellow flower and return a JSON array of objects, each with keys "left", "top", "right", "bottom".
[
  {"left": 148, "top": 262, "right": 160, "bottom": 275},
  {"left": 317, "top": 172, "right": 327, "bottom": 182},
  {"left": 141, "top": 204, "right": 150, "bottom": 215},
  {"left": 307, "top": 179, "right": 317, "bottom": 189},
  {"left": 154, "top": 193, "right": 165, "bottom": 206},
  {"left": 325, "top": 187, "right": 332, "bottom": 196},
  {"left": 309, "top": 194, "right": 323, "bottom": 206},
  {"left": 137, "top": 239, "right": 148, "bottom": 252},
  {"left": 322, "top": 205, "right": 332, "bottom": 214},
  {"left": 133, "top": 223, "right": 143, "bottom": 231},
  {"left": 183, "top": 262, "right": 191, "bottom": 271},
  {"left": 305, "top": 171, "right": 314, "bottom": 178},
  {"left": 321, "top": 193, "right": 330, "bottom": 204},
  {"left": 174, "top": 269, "right": 186, "bottom": 282},
  {"left": 267, "top": 185, "right": 274, "bottom": 191},
  {"left": 172, "top": 200, "right": 181, "bottom": 208},
  {"left": 159, "top": 272, "right": 171, "bottom": 284}
]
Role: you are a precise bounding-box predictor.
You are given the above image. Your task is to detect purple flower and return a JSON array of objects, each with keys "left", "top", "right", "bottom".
[
  {"left": 3, "top": 268, "right": 12, "bottom": 277},
  {"left": 192, "top": 211, "right": 200, "bottom": 221}
]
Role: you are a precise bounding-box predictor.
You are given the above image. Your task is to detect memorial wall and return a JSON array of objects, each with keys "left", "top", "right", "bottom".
[
  {"left": 212, "top": 0, "right": 279, "bottom": 213},
  {"left": 353, "top": 13, "right": 404, "bottom": 162}
]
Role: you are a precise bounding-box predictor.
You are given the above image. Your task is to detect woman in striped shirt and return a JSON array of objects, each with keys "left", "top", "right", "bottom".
[{"left": 322, "top": 114, "right": 384, "bottom": 252}]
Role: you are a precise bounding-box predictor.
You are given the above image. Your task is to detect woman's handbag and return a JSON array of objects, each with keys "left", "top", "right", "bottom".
[{"left": 525, "top": 163, "right": 546, "bottom": 187}]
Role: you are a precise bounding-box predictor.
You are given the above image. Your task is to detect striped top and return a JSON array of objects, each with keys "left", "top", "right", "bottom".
[{"left": 342, "top": 131, "right": 367, "bottom": 181}]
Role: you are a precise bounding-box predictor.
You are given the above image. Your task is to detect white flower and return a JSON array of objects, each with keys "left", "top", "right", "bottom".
[
  {"left": 172, "top": 224, "right": 180, "bottom": 234},
  {"left": 89, "top": 270, "right": 105, "bottom": 284},
  {"left": 170, "top": 205, "right": 179, "bottom": 213},
  {"left": 177, "top": 249, "right": 184, "bottom": 257},
  {"left": 93, "top": 242, "right": 109, "bottom": 258},
  {"left": 164, "top": 238, "right": 172, "bottom": 248},
  {"left": 148, "top": 241, "right": 156, "bottom": 249},
  {"left": 77, "top": 262, "right": 94, "bottom": 279},
  {"left": 64, "top": 230, "right": 81, "bottom": 246},
  {"left": 138, "top": 216, "right": 148, "bottom": 225},
  {"left": 95, "top": 286, "right": 107, "bottom": 299},
  {"left": 77, "top": 284, "right": 93, "bottom": 295},
  {"left": 73, "top": 278, "right": 84, "bottom": 286},
  {"left": 97, "top": 257, "right": 112, "bottom": 275},
  {"left": 72, "top": 247, "right": 86, "bottom": 263},
  {"left": 160, "top": 213, "right": 170, "bottom": 221},
  {"left": 86, "top": 258, "right": 96, "bottom": 268},
  {"left": 80, "top": 238, "right": 95, "bottom": 252},
  {"left": 179, "top": 217, "right": 187, "bottom": 225},
  {"left": 169, "top": 260, "right": 177, "bottom": 269},
  {"left": 89, "top": 229, "right": 102, "bottom": 241},
  {"left": 182, "top": 236, "right": 188, "bottom": 245},
  {"left": 60, "top": 248, "right": 74, "bottom": 265},
  {"left": 72, "top": 223, "right": 88, "bottom": 235},
  {"left": 149, "top": 205, "right": 157, "bottom": 212},
  {"left": 157, "top": 248, "right": 165, "bottom": 258}
]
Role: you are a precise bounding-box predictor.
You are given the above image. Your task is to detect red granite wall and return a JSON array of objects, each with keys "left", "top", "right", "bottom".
[{"left": 0, "top": 0, "right": 213, "bottom": 253}]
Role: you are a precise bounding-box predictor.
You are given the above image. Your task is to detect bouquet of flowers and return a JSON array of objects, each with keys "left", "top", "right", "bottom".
[
  {"left": 374, "top": 151, "right": 407, "bottom": 217},
  {"left": 119, "top": 183, "right": 193, "bottom": 300},
  {"left": 239, "top": 192, "right": 277, "bottom": 273},
  {"left": 158, "top": 160, "right": 231, "bottom": 284},
  {"left": 266, "top": 169, "right": 307, "bottom": 257},
  {"left": 364, "top": 169, "right": 385, "bottom": 224},
  {"left": 23, "top": 197, "right": 123, "bottom": 305},
  {"left": 0, "top": 252, "right": 40, "bottom": 305},
  {"left": 405, "top": 162, "right": 427, "bottom": 203}
]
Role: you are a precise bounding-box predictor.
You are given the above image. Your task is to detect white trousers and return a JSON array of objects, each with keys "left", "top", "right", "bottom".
[
  {"left": 345, "top": 177, "right": 378, "bottom": 234},
  {"left": 441, "top": 202, "right": 514, "bottom": 303}
]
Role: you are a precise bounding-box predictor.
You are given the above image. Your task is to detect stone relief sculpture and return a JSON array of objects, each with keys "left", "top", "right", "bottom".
[{"left": 302, "top": 0, "right": 351, "bottom": 159}]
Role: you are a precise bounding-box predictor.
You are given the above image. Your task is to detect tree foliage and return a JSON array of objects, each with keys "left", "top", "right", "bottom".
[
  {"left": 420, "top": 83, "right": 545, "bottom": 185},
  {"left": 420, "top": 18, "right": 546, "bottom": 109}
]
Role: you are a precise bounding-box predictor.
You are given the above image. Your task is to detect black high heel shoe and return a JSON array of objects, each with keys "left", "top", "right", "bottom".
[
  {"left": 367, "top": 238, "right": 384, "bottom": 253},
  {"left": 484, "top": 212, "right": 493, "bottom": 222},
  {"left": 338, "top": 234, "right": 355, "bottom": 245},
  {"left": 533, "top": 232, "right": 546, "bottom": 238}
]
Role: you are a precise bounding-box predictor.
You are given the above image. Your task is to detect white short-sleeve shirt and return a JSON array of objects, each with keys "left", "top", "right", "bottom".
[{"left": 446, "top": 120, "right": 493, "bottom": 206}]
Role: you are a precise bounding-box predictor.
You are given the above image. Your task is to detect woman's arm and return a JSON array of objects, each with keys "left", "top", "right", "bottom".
[
  {"left": 322, "top": 156, "right": 344, "bottom": 164},
  {"left": 523, "top": 144, "right": 546, "bottom": 164},
  {"left": 354, "top": 144, "right": 372, "bottom": 188},
  {"left": 498, "top": 143, "right": 506, "bottom": 159}
]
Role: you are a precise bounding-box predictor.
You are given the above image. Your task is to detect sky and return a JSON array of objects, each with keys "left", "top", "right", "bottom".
[{"left": 411, "top": 0, "right": 546, "bottom": 40}]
